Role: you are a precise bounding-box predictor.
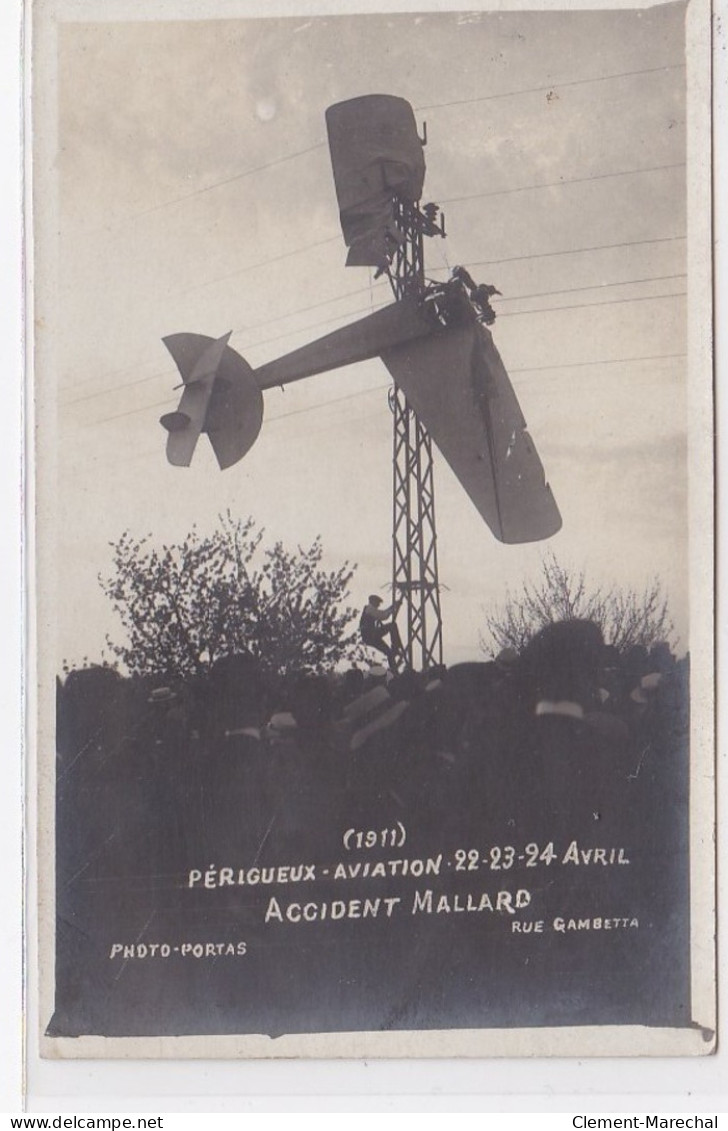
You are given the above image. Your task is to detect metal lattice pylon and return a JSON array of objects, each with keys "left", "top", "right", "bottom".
[{"left": 388, "top": 199, "right": 443, "bottom": 671}]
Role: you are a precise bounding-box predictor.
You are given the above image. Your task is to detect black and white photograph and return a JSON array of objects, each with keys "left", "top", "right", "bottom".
[{"left": 32, "top": 0, "right": 715, "bottom": 1057}]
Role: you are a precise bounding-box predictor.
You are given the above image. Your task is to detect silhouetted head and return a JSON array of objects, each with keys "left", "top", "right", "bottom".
[
  {"left": 208, "top": 651, "right": 268, "bottom": 729},
  {"left": 648, "top": 641, "right": 675, "bottom": 674},
  {"left": 495, "top": 647, "right": 519, "bottom": 671},
  {"left": 521, "top": 619, "right": 605, "bottom": 711},
  {"left": 623, "top": 644, "right": 649, "bottom": 690}
]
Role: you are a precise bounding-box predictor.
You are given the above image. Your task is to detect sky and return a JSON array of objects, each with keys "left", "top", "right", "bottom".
[{"left": 48, "top": 1, "right": 691, "bottom": 668}]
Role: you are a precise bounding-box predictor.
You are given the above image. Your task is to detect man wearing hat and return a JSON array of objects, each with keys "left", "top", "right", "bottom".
[{"left": 359, "top": 595, "right": 403, "bottom": 672}]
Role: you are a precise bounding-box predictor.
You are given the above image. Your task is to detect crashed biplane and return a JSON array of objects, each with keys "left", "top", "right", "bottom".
[{"left": 160, "top": 94, "right": 561, "bottom": 546}]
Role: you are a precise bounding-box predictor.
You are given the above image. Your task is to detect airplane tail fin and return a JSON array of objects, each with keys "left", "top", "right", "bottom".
[{"left": 160, "top": 332, "right": 264, "bottom": 470}]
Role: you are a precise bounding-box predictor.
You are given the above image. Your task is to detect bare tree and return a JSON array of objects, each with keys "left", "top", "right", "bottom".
[
  {"left": 482, "top": 552, "right": 674, "bottom": 655},
  {"left": 98, "top": 511, "right": 364, "bottom": 678}
]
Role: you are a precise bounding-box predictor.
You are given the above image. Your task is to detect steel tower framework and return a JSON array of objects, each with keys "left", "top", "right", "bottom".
[{"left": 387, "top": 198, "right": 444, "bottom": 671}]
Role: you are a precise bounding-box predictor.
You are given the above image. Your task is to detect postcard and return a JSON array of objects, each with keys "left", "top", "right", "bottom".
[{"left": 32, "top": 0, "right": 715, "bottom": 1057}]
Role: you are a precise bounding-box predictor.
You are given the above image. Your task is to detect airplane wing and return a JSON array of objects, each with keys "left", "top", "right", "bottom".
[
  {"left": 326, "top": 95, "right": 426, "bottom": 268},
  {"left": 381, "top": 322, "right": 562, "bottom": 544}
]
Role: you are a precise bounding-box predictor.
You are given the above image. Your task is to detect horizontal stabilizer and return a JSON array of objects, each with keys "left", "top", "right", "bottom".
[
  {"left": 381, "top": 323, "right": 561, "bottom": 543},
  {"left": 161, "top": 332, "right": 264, "bottom": 469},
  {"left": 163, "top": 332, "right": 221, "bottom": 385},
  {"left": 188, "top": 330, "right": 232, "bottom": 383}
]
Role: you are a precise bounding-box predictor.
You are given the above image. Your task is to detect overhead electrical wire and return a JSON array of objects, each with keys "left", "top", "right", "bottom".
[
  {"left": 64, "top": 282, "right": 389, "bottom": 406},
  {"left": 266, "top": 383, "right": 392, "bottom": 425},
  {"left": 493, "top": 273, "right": 686, "bottom": 305},
  {"left": 94, "top": 160, "right": 686, "bottom": 313},
  {"left": 66, "top": 280, "right": 389, "bottom": 405},
  {"left": 66, "top": 371, "right": 171, "bottom": 407},
  {"left": 225, "top": 279, "right": 389, "bottom": 334},
  {"left": 439, "top": 162, "right": 685, "bottom": 206},
  {"left": 64, "top": 231, "right": 686, "bottom": 398},
  {"left": 93, "top": 398, "right": 173, "bottom": 426},
  {"left": 113, "top": 343, "right": 689, "bottom": 463},
  {"left": 510, "top": 352, "right": 686, "bottom": 375},
  {"left": 162, "top": 228, "right": 691, "bottom": 355},
  {"left": 65, "top": 270, "right": 687, "bottom": 408},
  {"left": 497, "top": 290, "right": 686, "bottom": 319},
  {"left": 133, "top": 141, "right": 327, "bottom": 219},
  {"left": 234, "top": 283, "right": 687, "bottom": 354},
  {"left": 427, "top": 234, "right": 686, "bottom": 271},
  {"left": 100, "top": 62, "right": 683, "bottom": 228},
  {"left": 263, "top": 353, "right": 688, "bottom": 423},
  {"left": 67, "top": 153, "right": 689, "bottom": 401},
  {"left": 66, "top": 355, "right": 171, "bottom": 392},
  {"left": 230, "top": 300, "right": 392, "bottom": 353},
  {"left": 181, "top": 194, "right": 685, "bottom": 298},
  {"left": 87, "top": 339, "right": 687, "bottom": 431},
  {"left": 180, "top": 234, "right": 341, "bottom": 294},
  {"left": 415, "top": 62, "right": 685, "bottom": 112},
  {"left": 64, "top": 236, "right": 343, "bottom": 394},
  {"left": 70, "top": 228, "right": 685, "bottom": 399}
]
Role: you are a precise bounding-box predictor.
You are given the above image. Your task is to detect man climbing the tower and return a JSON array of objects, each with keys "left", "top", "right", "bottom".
[{"left": 359, "top": 595, "right": 404, "bottom": 672}]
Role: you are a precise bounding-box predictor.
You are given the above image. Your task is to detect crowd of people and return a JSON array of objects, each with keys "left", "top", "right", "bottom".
[
  {"left": 56, "top": 617, "right": 688, "bottom": 858},
  {"left": 52, "top": 616, "right": 691, "bottom": 1036}
]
